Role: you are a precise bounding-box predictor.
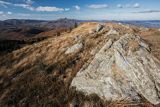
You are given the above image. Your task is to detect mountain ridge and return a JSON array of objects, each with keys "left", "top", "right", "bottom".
[{"left": 0, "top": 22, "right": 160, "bottom": 107}]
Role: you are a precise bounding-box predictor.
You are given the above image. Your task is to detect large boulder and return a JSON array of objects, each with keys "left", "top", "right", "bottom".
[{"left": 71, "top": 34, "right": 160, "bottom": 105}]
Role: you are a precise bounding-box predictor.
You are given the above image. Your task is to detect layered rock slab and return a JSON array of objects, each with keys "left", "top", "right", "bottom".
[{"left": 71, "top": 34, "right": 160, "bottom": 105}]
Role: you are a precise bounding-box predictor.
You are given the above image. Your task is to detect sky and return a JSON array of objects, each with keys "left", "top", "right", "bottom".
[{"left": 0, "top": 0, "right": 160, "bottom": 20}]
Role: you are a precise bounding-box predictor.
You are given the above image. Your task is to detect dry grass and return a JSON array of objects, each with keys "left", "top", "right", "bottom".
[
  {"left": 0, "top": 22, "right": 102, "bottom": 107},
  {"left": 138, "top": 29, "right": 160, "bottom": 60},
  {"left": 0, "top": 22, "right": 159, "bottom": 107}
]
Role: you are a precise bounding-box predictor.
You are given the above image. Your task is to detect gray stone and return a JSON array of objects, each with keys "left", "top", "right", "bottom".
[
  {"left": 140, "top": 27, "right": 149, "bottom": 31},
  {"left": 106, "top": 28, "right": 119, "bottom": 36},
  {"left": 74, "top": 35, "right": 82, "bottom": 42},
  {"left": 71, "top": 34, "right": 160, "bottom": 105},
  {"left": 65, "top": 42, "right": 83, "bottom": 54},
  {"left": 96, "top": 24, "right": 104, "bottom": 32}
]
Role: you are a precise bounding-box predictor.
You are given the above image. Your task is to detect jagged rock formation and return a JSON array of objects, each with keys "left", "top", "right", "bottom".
[{"left": 71, "top": 33, "right": 160, "bottom": 105}]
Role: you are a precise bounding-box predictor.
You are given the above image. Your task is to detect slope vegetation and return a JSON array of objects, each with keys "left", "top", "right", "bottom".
[{"left": 0, "top": 22, "right": 160, "bottom": 107}]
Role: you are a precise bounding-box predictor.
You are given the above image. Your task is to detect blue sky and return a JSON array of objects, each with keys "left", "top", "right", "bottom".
[{"left": 0, "top": 0, "right": 160, "bottom": 20}]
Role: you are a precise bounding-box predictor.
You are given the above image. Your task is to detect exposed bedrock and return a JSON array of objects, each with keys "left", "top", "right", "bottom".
[{"left": 71, "top": 33, "right": 160, "bottom": 105}]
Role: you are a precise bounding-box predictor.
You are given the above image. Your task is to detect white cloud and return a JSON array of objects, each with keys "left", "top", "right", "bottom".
[
  {"left": 14, "top": 4, "right": 34, "bottom": 11},
  {"left": 14, "top": 3, "right": 64, "bottom": 12},
  {"left": 25, "top": 0, "right": 34, "bottom": 5},
  {"left": 14, "top": 4, "right": 29, "bottom": 7},
  {"left": 35, "top": 6, "right": 64, "bottom": 12},
  {"left": 0, "top": 1, "right": 34, "bottom": 10},
  {"left": 0, "top": 0, "right": 11, "bottom": 5},
  {"left": 65, "top": 8, "right": 70, "bottom": 11},
  {"left": 74, "top": 5, "right": 80, "bottom": 10},
  {"left": 133, "top": 10, "right": 160, "bottom": 13},
  {"left": 0, "top": 0, "right": 11, "bottom": 8},
  {"left": 88, "top": 4, "right": 108, "bottom": 9},
  {"left": 133, "top": 3, "right": 140, "bottom": 8},
  {"left": 117, "top": 4, "right": 123, "bottom": 8},
  {"left": 0, "top": 0, "right": 65, "bottom": 12},
  {"left": 0, "top": 11, "right": 4, "bottom": 14},
  {"left": 117, "top": 3, "right": 140, "bottom": 8},
  {"left": 7, "top": 11, "right": 12, "bottom": 15}
]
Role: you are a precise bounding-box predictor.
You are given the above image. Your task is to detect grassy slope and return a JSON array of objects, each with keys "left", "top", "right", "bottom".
[{"left": 0, "top": 22, "right": 160, "bottom": 107}]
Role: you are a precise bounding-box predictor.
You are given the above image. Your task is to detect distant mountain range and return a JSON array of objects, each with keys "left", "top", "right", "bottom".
[
  {"left": 0, "top": 18, "right": 160, "bottom": 40},
  {"left": 0, "top": 18, "right": 80, "bottom": 30},
  {"left": 78, "top": 20, "right": 160, "bottom": 28},
  {"left": 0, "top": 18, "right": 80, "bottom": 54},
  {"left": 1, "top": 18, "right": 160, "bottom": 28},
  {"left": 0, "top": 18, "right": 79, "bottom": 40},
  {"left": 114, "top": 20, "right": 160, "bottom": 28}
]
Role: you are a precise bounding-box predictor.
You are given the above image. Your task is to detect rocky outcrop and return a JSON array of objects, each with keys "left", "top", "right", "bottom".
[
  {"left": 96, "top": 24, "right": 104, "bottom": 32},
  {"left": 65, "top": 42, "right": 83, "bottom": 54},
  {"left": 106, "top": 28, "right": 119, "bottom": 36},
  {"left": 74, "top": 35, "right": 82, "bottom": 42},
  {"left": 71, "top": 33, "right": 160, "bottom": 105},
  {"left": 89, "top": 24, "right": 106, "bottom": 38}
]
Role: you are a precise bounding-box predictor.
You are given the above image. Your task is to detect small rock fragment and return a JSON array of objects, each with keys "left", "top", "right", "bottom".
[
  {"left": 96, "top": 24, "right": 104, "bottom": 32},
  {"left": 74, "top": 35, "right": 82, "bottom": 42},
  {"left": 106, "top": 28, "right": 119, "bottom": 36},
  {"left": 65, "top": 42, "right": 83, "bottom": 54}
]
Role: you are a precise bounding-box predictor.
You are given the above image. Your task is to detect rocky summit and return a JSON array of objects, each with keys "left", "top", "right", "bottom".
[{"left": 0, "top": 22, "right": 160, "bottom": 107}]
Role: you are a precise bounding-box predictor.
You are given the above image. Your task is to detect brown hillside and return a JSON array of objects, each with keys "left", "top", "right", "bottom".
[{"left": 0, "top": 22, "right": 160, "bottom": 107}]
